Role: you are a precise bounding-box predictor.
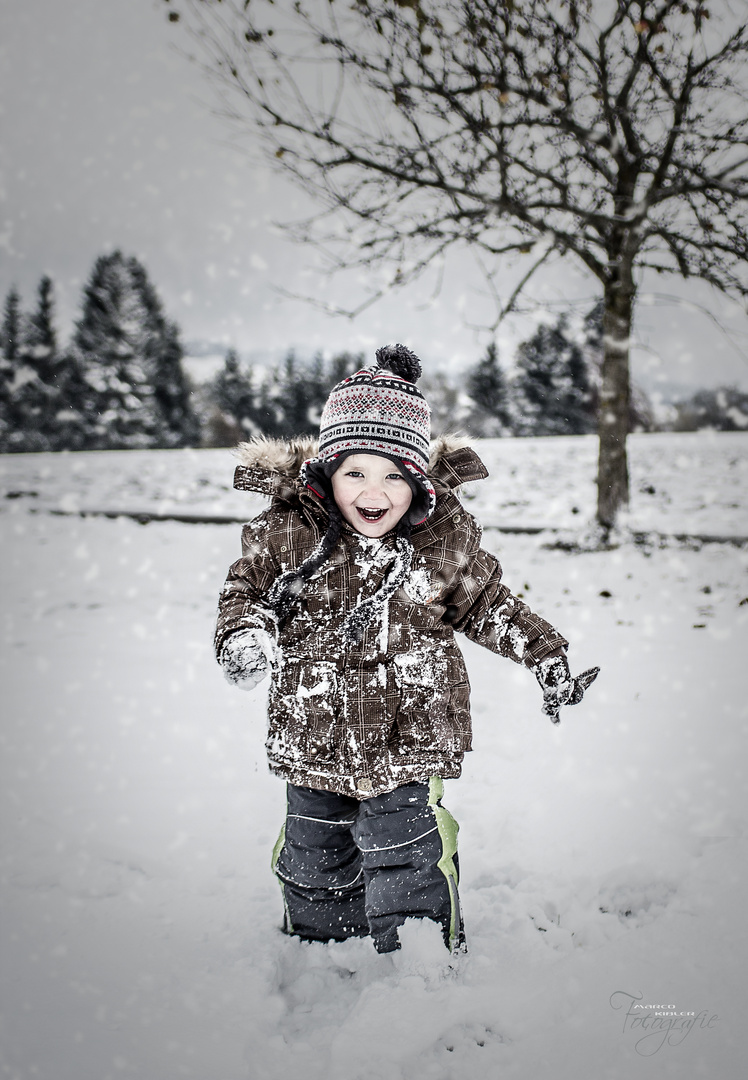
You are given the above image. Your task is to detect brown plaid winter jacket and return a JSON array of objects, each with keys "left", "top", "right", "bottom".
[{"left": 214, "top": 436, "right": 568, "bottom": 799}]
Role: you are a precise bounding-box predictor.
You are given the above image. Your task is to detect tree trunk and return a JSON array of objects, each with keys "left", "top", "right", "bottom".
[{"left": 596, "top": 264, "right": 634, "bottom": 530}]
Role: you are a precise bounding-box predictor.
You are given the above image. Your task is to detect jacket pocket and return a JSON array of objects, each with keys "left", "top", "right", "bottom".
[
  {"left": 267, "top": 658, "right": 338, "bottom": 764},
  {"left": 392, "top": 648, "right": 465, "bottom": 758}
]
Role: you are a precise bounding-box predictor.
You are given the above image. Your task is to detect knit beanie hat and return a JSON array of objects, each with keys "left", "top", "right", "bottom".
[
  {"left": 268, "top": 344, "right": 435, "bottom": 644},
  {"left": 302, "top": 343, "right": 436, "bottom": 525}
]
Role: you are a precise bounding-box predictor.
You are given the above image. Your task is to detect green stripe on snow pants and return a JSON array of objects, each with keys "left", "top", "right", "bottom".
[{"left": 271, "top": 778, "right": 463, "bottom": 953}]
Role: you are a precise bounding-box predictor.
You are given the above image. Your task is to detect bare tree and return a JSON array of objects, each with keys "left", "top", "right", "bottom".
[{"left": 170, "top": 0, "right": 748, "bottom": 529}]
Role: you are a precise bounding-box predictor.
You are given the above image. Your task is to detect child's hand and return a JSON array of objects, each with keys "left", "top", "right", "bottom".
[
  {"left": 535, "top": 654, "right": 600, "bottom": 724},
  {"left": 219, "top": 629, "right": 276, "bottom": 691}
]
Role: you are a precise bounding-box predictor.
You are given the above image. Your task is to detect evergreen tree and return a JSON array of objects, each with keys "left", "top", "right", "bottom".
[
  {"left": 209, "top": 348, "right": 261, "bottom": 444},
  {"left": 512, "top": 316, "right": 597, "bottom": 436},
  {"left": 49, "top": 348, "right": 91, "bottom": 450},
  {"left": 669, "top": 386, "right": 748, "bottom": 432},
  {"left": 70, "top": 252, "right": 156, "bottom": 448},
  {"left": 25, "top": 276, "right": 57, "bottom": 382},
  {"left": 0, "top": 288, "right": 22, "bottom": 450},
  {"left": 421, "top": 371, "right": 471, "bottom": 437},
  {"left": 70, "top": 251, "right": 197, "bottom": 449},
  {"left": 256, "top": 375, "right": 280, "bottom": 437},
  {"left": 277, "top": 350, "right": 315, "bottom": 436},
  {"left": 306, "top": 351, "right": 329, "bottom": 430},
  {"left": 0, "top": 285, "right": 59, "bottom": 452},
  {"left": 466, "top": 342, "right": 511, "bottom": 437},
  {"left": 152, "top": 320, "right": 200, "bottom": 447},
  {"left": 1, "top": 287, "right": 21, "bottom": 365},
  {"left": 18, "top": 276, "right": 65, "bottom": 451},
  {"left": 129, "top": 258, "right": 199, "bottom": 447}
]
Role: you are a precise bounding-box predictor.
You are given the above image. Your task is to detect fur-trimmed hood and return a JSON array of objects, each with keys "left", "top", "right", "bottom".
[{"left": 231, "top": 434, "right": 488, "bottom": 499}]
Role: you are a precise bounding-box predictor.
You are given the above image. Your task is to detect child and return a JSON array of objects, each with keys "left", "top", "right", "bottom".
[{"left": 215, "top": 345, "right": 598, "bottom": 954}]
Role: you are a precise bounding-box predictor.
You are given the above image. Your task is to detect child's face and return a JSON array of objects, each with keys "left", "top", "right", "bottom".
[{"left": 331, "top": 454, "right": 413, "bottom": 538}]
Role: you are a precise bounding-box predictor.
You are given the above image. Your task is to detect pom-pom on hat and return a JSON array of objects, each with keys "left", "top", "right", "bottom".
[{"left": 302, "top": 343, "right": 436, "bottom": 524}]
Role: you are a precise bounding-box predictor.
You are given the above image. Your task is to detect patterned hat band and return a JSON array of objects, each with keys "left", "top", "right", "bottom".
[{"left": 319, "top": 424, "right": 430, "bottom": 467}]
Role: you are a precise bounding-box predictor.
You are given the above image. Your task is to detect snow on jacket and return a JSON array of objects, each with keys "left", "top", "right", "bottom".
[{"left": 214, "top": 435, "right": 569, "bottom": 799}]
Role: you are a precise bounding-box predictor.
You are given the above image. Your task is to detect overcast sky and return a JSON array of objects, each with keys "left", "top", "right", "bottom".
[{"left": 2, "top": 0, "right": 747, "bottom": 394}]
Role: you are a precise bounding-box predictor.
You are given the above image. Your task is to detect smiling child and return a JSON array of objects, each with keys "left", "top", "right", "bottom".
[{"left": 215, "top": 344, "right": 597, "bottom": 953}]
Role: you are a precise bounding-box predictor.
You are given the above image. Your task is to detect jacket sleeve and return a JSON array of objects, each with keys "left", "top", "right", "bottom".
[
  {"left": 444, "top": 518, "right": 568, "bottom": 668},
  {"left": 214, "top": 511, "right": 280, "bottom": 661}
]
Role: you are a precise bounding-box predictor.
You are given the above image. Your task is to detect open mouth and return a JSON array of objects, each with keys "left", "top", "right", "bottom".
[{"left": 356, "top": 507, "right": 387, "bottom": 522}]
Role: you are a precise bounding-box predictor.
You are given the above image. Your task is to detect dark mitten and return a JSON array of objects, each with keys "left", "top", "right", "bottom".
[{"left": 535, "top": 653, "right": 600, "bottom": 724}]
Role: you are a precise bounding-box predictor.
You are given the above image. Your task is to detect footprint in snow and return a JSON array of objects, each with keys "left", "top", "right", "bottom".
[
  {"left": 597, "top": 877, "right": 676, "bottom": 926},
  {"left": 441, "top": 1021, "right": 506, "bottom": 1053}
]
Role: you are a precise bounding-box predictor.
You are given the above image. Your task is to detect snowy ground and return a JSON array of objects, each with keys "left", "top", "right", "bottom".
[{"left": 1, "top": 434, "right": 747, "bottom": 1080}]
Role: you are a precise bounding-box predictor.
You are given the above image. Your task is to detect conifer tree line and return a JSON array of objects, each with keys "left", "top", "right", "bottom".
[
  {"left": 0, "top": 252, "right": 199, "bottom": 452},
  {"left": 203, "top": 346, "right": 368, "bottom": 447},
  {"left": 2, "top": 253, "right": 743, "bottom": 453},
  {"left": 196, "top": 304, "right": 616, "bottom": 445}
]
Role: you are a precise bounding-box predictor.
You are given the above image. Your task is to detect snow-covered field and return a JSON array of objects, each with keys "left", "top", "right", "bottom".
[
  {"left": 2, "top": 431, "right": 747, "bottom": 538},
  {"left": 1, "top": 434, "right": 747, "bottom": 1080}
]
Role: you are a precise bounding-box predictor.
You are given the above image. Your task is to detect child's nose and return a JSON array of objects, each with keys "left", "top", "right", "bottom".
[{"left": 362, "top": 480, "right": 386, "bottom": 500}]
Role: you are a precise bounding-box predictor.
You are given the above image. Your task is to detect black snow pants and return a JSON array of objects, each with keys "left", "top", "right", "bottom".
[{"left": 272, "top": 777, "right": 462, "bottom": 954}]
